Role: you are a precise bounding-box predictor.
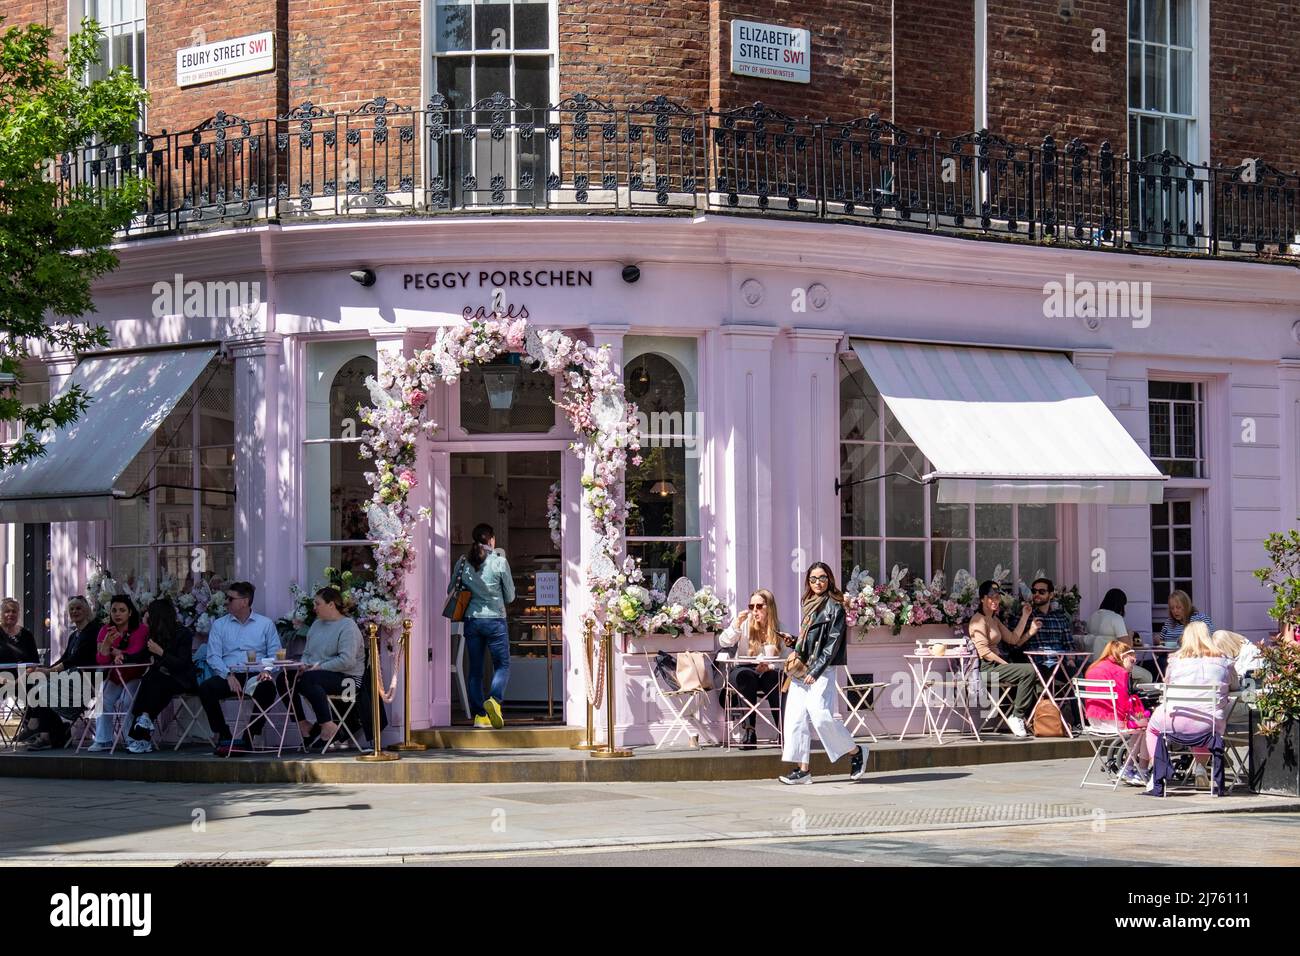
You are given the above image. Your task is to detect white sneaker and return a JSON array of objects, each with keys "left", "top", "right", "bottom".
[
  {"left": 126, "top": 737, "right": 154, "bottom": 755},
  {"left": 87, "top": 740, "right": 113, "bottom": 752},
  {"left": 1006, "top": 716, "right": 1029, "bottom": 738}
]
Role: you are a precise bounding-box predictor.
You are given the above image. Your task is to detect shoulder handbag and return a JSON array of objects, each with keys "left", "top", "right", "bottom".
[
  {"left": 675, "top": 651, "right": 713, "bottom": 693},
  {"left": 442, "top": 558, "right": 472, "bottom": 622}
]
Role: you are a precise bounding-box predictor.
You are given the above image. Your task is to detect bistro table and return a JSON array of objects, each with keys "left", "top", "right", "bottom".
[
  {"left": 0, "top": 663, "right": 43, "bottom": 749},
  {"left": 714, "top": 654, "right": 784, "bottom": 750},
  {"left": 1134, "top": 645, "right": 1178, "bottom": 680},
  {"left": 898, "top": 650, "right": 982, "bottom": 744},
  {"left": 76, "top": 662, "right": 152, "bottom": 754},
  {"left": 223, "top": 660, "right": 308, "bottom": 758},
  {"left": 1025, "top": 650, "right": 1094, "bottom": 738}
]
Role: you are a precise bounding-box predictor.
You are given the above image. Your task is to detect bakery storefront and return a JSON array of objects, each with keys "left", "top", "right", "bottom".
[{"left": 1, "top": 214, "right": 1294, "bottom": 746}]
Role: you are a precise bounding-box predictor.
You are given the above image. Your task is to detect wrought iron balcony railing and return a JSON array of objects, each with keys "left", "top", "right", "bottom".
[{"left": 55, "top": 93, "right": 1300, "bottom": 260}]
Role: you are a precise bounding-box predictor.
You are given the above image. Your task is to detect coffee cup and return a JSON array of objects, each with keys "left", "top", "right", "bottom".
[{"left": 763, "top": 643, "right": 779, "bottom": 658}]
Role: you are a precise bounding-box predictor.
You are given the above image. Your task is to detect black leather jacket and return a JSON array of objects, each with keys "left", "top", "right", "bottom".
[{"left": 797, "top": 599, "right": 848, "bottom": 682}]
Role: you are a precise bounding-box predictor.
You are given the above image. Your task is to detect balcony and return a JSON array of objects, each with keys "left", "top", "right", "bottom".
[{"left": 56, "top": 93, "right": 1300, "bottom": 262}]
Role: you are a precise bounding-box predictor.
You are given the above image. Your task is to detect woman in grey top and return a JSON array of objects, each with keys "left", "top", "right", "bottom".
[
  {"left": 293, "top": 587, "right": 364, "bottom": 751},
  {"left": 451, "top": 522, "right": 515, "bottom": 729}
]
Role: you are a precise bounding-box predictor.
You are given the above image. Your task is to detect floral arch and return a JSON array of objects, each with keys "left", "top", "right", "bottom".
[{"left": 358, "top": 316, "right": 643, "bottom": 634}]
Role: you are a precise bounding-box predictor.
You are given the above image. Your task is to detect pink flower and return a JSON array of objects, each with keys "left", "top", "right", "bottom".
[{"left": 408, "top": 389, "right": 427, "bottom": 410}]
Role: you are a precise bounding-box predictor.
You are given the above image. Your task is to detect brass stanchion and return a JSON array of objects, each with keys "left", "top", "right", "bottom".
[
  {"left": 357, "top": 622, "right": 399, "bottom": 762},
  {"left": 391, "top": 619, "right": 426, "bottom": 752},
  {"left": 589, "top": 619, "right": 632, "bottom": 758},
  {"left": 570, "top": 618, "right": 597, "bottom": 750}
]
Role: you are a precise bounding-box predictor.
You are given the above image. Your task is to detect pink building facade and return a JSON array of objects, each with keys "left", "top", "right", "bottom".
[{"left": 2, "top": 212, "right": 1297, "bottom": 744}]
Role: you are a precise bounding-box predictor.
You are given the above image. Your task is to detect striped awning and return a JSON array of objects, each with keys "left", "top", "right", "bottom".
[{"left": 850, "top": 339, "right": 1166, "bottom": 505}]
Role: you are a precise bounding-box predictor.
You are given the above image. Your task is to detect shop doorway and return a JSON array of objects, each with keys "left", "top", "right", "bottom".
[{"left": 450, "top": 450, "right": 563, "bottom": 724}]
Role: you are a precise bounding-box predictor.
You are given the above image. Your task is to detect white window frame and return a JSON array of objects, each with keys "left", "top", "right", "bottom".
[
  {"left": 1147, "top": 378, "right": 1205, "bottom": 479},
  {"left": 623, "top": 338, "right": 704, "bottom": 590},
  {"left": 1127, "top": 0, "right": 1201, "bottom": 162},
  {"left": 838, "top": 352, "right": 1060, "bottom": 585},
  {"left": 428, "top": 0, "right": 559, "bottom": 206},
  {"left": 301, "top": 344, "right": 379, "bottom": 575}
]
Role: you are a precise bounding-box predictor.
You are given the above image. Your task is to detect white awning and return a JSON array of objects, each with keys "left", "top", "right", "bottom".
[
  {"left": 849, "top": 339, "right": 1166, "bottom": 505},
  {"left": 0, "top": 346, "right": 219, "bottom": 523}
]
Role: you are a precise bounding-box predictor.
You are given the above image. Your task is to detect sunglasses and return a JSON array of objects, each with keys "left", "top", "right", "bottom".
[
  {"left": 748, "top": 603, "right": 766, "bottom": 610},
  {"left": 1031, "top": 587, "right": 1050, "bottom": 595},
  {"left": 809, "top": 575, "right": 829, "bottom": 583}
]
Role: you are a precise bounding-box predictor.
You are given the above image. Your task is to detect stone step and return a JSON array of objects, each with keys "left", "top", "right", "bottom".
[
  {"left": 412, "top": 725, "right": 586, "bottom": 750},
  {"left": 0, "top": 737, "right": 1093, "bottom": 786}
]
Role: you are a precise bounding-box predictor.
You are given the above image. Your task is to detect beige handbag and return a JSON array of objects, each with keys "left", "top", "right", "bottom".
[{"left": 675, "top": 651, "right": 713, "bottom": 693}]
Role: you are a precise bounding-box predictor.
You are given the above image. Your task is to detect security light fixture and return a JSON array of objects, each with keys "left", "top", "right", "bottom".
[
  {"left": 350, "top": 268, "right": 376, "bottom": 287},
  {"left": 622, "top": 264, "right": 641, "bottom": 284}
]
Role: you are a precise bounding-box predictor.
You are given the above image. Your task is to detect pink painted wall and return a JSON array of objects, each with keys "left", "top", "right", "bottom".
[{"left": 17, "top": 215, "right": 1299, "bottom": 740}]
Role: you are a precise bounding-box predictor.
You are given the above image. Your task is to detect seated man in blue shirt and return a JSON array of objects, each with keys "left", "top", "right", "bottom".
[{"left": 197, "top": 581, "right": 283, "bottom": 755}]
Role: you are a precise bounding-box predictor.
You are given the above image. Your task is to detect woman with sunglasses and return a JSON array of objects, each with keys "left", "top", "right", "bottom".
[
  {"left": 968, "top": 580, "right": 1041, "bottom": 737},
  {"left": 778, "top": 563, "right": 867, "bottom": 785},
  {"left": 718, "top": 588, "right": 789, "bottom": 750}
]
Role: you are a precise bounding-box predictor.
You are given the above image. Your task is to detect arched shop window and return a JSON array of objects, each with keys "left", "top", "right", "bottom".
[
  {"left": 624, "top": 338, "right": 702, "bottom": 591},
  {"left": 108, "top": 360, "right": 235, "bottom": 587},
  {"left": 303, "top": 344, "right": 378, "bottom": 585},
  {"left": 838, "top": 351, "right": 1057, "bottom": 586}
]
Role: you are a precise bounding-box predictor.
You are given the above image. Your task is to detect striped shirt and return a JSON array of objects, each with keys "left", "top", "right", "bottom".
[{"left": 1159, "top": 611, "right": 1214, "bottom": 646}]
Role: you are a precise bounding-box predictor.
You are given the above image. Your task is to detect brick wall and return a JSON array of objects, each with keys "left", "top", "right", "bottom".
[
  {"left": 559, "top": 2, "right": 711, "bottom": 110},
  {"left": 289, "top": 0, "right": 422, "bottom": 113},
  {"left": 3, "top": 0, "right": 67, "bottom": 58},
  {"left": 6, "top": 0, "right": 1300, "bottom": 168},
  {"left": 986, "top": 0, "right": 1126, "bottom": 151},
  {"left": 894, "top": 0, "right": 974, "bottom": 138},
  {"left": 1210, "top": 1, "right": 1300, "bottom": 169}
]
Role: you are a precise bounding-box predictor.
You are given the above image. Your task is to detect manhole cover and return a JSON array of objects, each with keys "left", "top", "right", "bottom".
[
  {"left": 491, "top": 788, "right": 648, "bottom": 806},
  {"left": 789, "top": 803, "right": 1093, "bottom": 830},
  {"left": 176, "top": 860, "right": 272, "bottom": 867}
]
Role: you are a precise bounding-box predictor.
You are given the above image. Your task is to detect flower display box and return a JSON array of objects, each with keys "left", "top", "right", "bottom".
[
  {"left": 849, "top": 623, "right": 961, "bottom": 645},
  {"left": 1250, "top": 714, "right": 1300, "bottom": 797},
  {"left": 622, "top": 632, "right": 718, "bottom": 655}
]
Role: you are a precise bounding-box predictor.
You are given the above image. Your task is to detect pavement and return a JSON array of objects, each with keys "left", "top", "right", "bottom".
[{"left": 0, "top": 756, "right": 1295, "bottom": 865}]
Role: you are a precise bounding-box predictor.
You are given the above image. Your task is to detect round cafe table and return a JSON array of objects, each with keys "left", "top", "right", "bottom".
[{"left": 222, "top": 660, "right": 308, "bottom": 758}]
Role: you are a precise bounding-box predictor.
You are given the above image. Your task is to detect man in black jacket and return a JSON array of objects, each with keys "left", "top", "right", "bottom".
[{"left": 19, "top": 596, "right": 101, "bottom": 749}]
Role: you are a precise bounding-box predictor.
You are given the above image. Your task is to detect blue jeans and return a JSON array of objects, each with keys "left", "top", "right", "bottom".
[{"left": 465, "top": 617, "right": 510, "bottom": 718}]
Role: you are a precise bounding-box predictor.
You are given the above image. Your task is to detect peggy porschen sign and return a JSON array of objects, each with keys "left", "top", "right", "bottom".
[{"left": 401, "top": 268, "right": 594, "bottom": 290}]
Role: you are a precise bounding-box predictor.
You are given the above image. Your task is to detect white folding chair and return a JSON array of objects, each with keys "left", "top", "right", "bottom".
[
  {"left": 156, "top": 694, "right": 206, "bottom": 750},
  {"left": 450, "top": 627, "right": 471, "bottom": 720},
  {"left": 1151, "top": 683, "right": 1222, "bottom": 796},
  {"left": 836, "top": 676, "right": 889, "bottom": 743},
  {"left": 1073, "top": 677, "right": 1142, "bottom": 790},
  {"left": 320, "top": 678, "right": 365, "bottom": 751},
  {"left": 645, "top": 654, "right": 716, "bottom": 750}
]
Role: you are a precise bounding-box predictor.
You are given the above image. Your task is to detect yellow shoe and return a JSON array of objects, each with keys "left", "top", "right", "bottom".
[
  {"left": 473, "top": 715, "right": 492, "bottom": 730},
  {"left": 484, "top": 697, "right": 504, "bottom": 729}
]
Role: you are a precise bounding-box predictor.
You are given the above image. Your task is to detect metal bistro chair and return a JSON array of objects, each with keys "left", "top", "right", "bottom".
[
  {"left": 1072, "top": 677, "right": 1143, "bottom": 790},
  {"left": 319, "top": 677, "right": 365, "bottom": 752},
  {"left": 156, "top": 693, "right": 207, "bottom": 750},
  {"left": 836, "top": 674, "right": 889, "bottom": 743},
  {"left": 645, "top": 652, "right": 716, "bottom": 750},
  {"left": 1149, "top": 683, "right": 1225, "bottom": 796}
]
